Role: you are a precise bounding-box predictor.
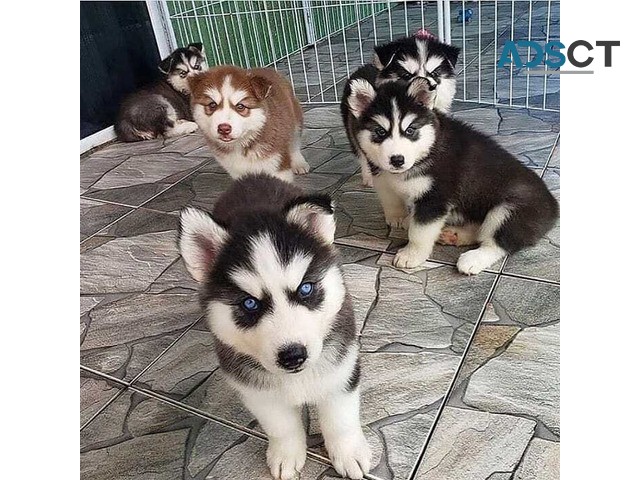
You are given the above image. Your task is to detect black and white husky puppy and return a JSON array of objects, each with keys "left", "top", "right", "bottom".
[
  {"left": 115, "top": 43, "right": 206, "bottom": 142},
  {"left": 178, "top": 174, "right": 371, "bottom": 480},
  {"left": 349, "top": 34, "right": 460, "bottom": 186},
  {"left": 342, "top": 77, "right": 559, "bottom": 275}
]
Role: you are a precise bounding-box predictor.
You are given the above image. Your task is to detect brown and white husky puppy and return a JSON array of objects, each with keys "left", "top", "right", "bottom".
[
  {"left": 178, "top": 174, "right": 371, "bottom": 480},
  {"left": 188, "top": 66, "right": 309, "bottom": 182},
  {"left": 115, "top": 43, "right": 206, "bottom": 142}
]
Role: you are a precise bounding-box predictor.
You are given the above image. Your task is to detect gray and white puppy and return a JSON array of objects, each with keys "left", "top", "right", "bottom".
[
  {"left": 115, "top": 43, "right": 206, "bottom": 142},
  {"left": 178, "top": 174, "right": 371, "bottom": 480}
]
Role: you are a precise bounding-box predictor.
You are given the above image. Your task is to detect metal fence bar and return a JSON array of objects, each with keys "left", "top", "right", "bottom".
[
  {"left": 543, "top": 0, "right": 552, "bottom": 110},
  {"left": 526, "top": 0, "right": 533, "bottom": 108},
  {"left": 160, "top": 0, "right": 559, "bottom": 111}
]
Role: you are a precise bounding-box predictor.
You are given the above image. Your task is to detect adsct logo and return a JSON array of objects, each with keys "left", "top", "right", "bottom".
[{"left": 498, "top": 40, "right": 621, "bottom": 74}]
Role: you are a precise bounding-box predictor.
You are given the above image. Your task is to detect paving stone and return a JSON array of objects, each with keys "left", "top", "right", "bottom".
[
  {"left": 415, "top": 407, "right": 536, "bottom": 480},
  {"left": 342, "top": 264, "right": 379, "bottom": 333},
  {"left": 485, "top": 277, "right": 559, "bottom": 327},
  {"left": 465, "top": 324, "right": 560, "bottom": 435},
  {"left": 514, "top": 438, "right": 560, "bottom": 480},
  {"left": 361, "top": 269, "right": 454, "bottom": 351}
]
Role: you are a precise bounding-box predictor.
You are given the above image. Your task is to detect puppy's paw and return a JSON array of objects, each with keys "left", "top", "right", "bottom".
[
  {"left": 326, "top": 433, "right": 372, "bottom": 479},
  {"left": 267, "top": 437, "right": 307, "bottom": 480},
  {"left": 457, "top": 248, "right": 503, "bottom": 275},
  {"left": 291, "top": 156, "right": 310, "bottom": 175},
  {"left": 437, "top": 227, "right": 459, "bottom": 246},
  {"left": 183, "top": 121, "right": 199, "bottom": 134},
  {"left": 393, "top": 246, "right": 429, "bottom": 269},
  {"left": 385, "top": 214, "right": 408, "bottom": 230},
  {"left": 361, "top": 173, "right": 374, "bottom": 188}
]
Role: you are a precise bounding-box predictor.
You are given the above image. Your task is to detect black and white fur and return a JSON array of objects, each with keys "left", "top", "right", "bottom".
[
  {"left": 115, "top": 43, "right": 206, "bottom": 142},
  {"left": 342, "top": 77, "right": 559, "bottom": 275},
  {"left": 347, "top": 35, "right": 460, "bottom": 186},
  {"left": 178, "top": 174, "right": 371, "bottom": 480}
]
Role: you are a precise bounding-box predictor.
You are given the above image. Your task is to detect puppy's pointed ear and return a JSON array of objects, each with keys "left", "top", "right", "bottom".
[
  {"left": 158, "top": 55, "right": 174, "bottom": 74},
  {"left": 249, "top": 75, "right": 272, "bottom": 101},
  {"left": 285, "top": 195, "right": 336, "bottom": 245},
  {"left": 441, "top": 43, "right": 461, "bottom": 68},
  {"left": 178, "top": 207, "right": 229, "bottom": 283},
  {"left": 188, "top": 42, "right": 204, "bottom": 53},
  {"left": 347, "top": 79, "right": 376, "bottom": 119},
  {"left": 373, "top": 43, "right": 396, "bottom": 70},
  {"left": 407, "top": 77, "right": 435, "bottom": 108}
]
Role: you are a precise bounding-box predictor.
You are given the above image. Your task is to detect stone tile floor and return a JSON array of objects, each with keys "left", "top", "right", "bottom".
[{"left": 80, "top": 101, "right": 559, "bottom": 480}]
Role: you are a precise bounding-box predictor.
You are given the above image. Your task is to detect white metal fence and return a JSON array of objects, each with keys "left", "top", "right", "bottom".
[{"left": 151, "top": 1, "right": 560, "bottom": 111}]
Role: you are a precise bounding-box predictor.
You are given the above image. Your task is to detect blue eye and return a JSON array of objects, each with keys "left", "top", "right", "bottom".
[
  {"left": 297, "top": 282, "right": 314, "bottom": 298},
  {"left": 241, "top": 297, "right": 260, "bottom": 312}
]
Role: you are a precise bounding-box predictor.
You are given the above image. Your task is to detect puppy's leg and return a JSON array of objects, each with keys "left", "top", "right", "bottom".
[
  {"left": 318, "top": 389, "right": 371, "bottom": 479},
  {"left": 374, "top": 178, "right": 408, "bottom": 229},
  {"left": 457, "top": 205, "right": 509, "bottom": 275},
  {"left": 358, "top": 155, "right": 374, "bottom": 188},
  {"left": 165, "top": 119, "right": 199, "bottom": 137},
  {"left": 242, "top": 394, "right": 306, "bottom": 480},
  {"left": 290, "top": 128, "right": 310, "bottom": 175},
  {"left": 393, "top": 216, "right": 447, "bottom": 268},
  {"left": 437, "top": 223, "right": 480, "bottom": 246}
]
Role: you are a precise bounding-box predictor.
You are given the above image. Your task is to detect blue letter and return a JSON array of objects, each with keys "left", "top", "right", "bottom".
[
  {"left": 516, "top": 41, "right": 545, "bottom": 67},
  {"left": 498, "top": 41, "right": 523, "bottom": 68},
  {"left": 545, "top": 41, "right": 565, "bottom": 68}
]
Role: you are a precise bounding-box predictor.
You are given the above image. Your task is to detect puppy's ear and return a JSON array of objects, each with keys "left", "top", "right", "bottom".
[
  {"left": 249, "top": 75, "right": 272, "bottom": 101},
  {"left": 407, "top": 77, "right": 435, "bottom": 108},
  {"left": 158, "top": 55, "right": 174, "bottom": 74},
  {"left": 441, "top": 43, "right": 461, "bottom": 68},
  {"left": 188, "top": 42, "right": 204, "bottom": 53},
  {"left": 347, "top": 79, "right": 376, "bottom": 118},
  {"left": 373, "top": 43, "right": 396, "bottom": 70},
  {"left": 285, "top": 195, "right": 336, "bottom": 245},
  {"left": 178, "top": 207, "right": 229, "bottom": 283}
]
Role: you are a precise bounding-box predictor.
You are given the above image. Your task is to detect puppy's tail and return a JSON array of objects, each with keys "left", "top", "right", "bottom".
[{"left": 114, "top": 119, "right": 156, "bottom": 142}]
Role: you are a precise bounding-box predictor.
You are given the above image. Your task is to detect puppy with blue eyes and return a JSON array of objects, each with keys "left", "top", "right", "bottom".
[{"left": 178, "top": 173, "right": 371, "bottom": 480}]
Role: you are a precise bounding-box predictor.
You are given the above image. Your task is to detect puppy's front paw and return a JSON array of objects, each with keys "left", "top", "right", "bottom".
[
  {"left": 326, "top": 433, "right": 372, "bottom": 479},
  {"left": 291, "top": 157, "right": 310, "bottom": 175},
  {"left": 183, "top": 121, "right": 199, "bottom": 134},
  {"left": 385, "top": 214, "right": 408, "bottom": 229},
  {"left": 457, "top": 248, "right": 503, "bottom": 275},
  {"left": 267, "top": 437, "right": 307, "bottom": 480},
  {"left": 361, "top": 172, "right": 374, "bottom": 188},
  {"left": 393, "top": 245, "right": 429, "bottom": 269}
]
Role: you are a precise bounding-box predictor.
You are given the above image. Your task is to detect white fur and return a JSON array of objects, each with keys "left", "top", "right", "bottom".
[
  {"left": 347, "top": 79, "right": 376, "bottom": 118},
  {"left": 425, "top": 54, "right": 444, "bottom": 76},
  {"left": 456, "top": 204, "right": 511, "bottom": 274},
  {"left": 165, "top": 119, "right": 198, "bottom": 137},
  {"left": 393, "top": 216, "right": 447, "bottom": 268},
  {"left": 289, "top": 127, "right": 310, "bottom": 174},
  {"left": 433, "top": 77, "right": 456, "bottom": 112},
  {"left": 286, "top": 201, "right": 336, "bottom": 244},
  {"left": 178, "top": 208, "right": 228, "bottom": 283},
  {"left": 372, "top": 115, "right": 391, "bottom": 131}
]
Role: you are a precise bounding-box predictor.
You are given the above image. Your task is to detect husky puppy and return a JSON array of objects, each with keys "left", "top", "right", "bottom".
[
  {"left": 188, "top": 66, "right": 310, "bottom": 182},
  {"left": 115, "top": 43, "right": 206, "bottom": 142},
  {"left": 178, "top": 174, "right": 371, "bottom": 480},
  {"left": 348, "top": 34, "right": 460, "bottom": 186},
  {"left": 342, "top": 77, "right": 559, "bottom": 275}
]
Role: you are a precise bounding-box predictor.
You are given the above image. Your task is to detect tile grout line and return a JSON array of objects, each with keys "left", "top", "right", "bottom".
[
  {"left": 407, "top": 256, "right": 508, "bottom": 480},
  {"left": 80, "top": 388, "right": 128, "bottom": 432},
  {"left": 540, "top": 133, "right": 560, "bottom": 178},
  {"left": 80, "top": 160, "right": 213, "bottom": 246}
]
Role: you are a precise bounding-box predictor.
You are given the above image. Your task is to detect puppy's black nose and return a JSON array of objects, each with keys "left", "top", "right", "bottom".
[
  {"left": 390, "top": 155, "right": 405, "bottom": 168},
  {"left": 277, "top": 344, "right": 307, "bottom": 371}
]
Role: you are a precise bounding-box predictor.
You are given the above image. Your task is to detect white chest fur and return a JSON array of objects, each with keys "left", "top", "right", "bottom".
[
  {"left": 375, "top": 172, "right": 434, "bottom": 205},
  {"left": 231, "top": 345, "right": 358, "bottom": 406},
  {"left": 214, "top": 146, "right": 292, "bottom": 182}
]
